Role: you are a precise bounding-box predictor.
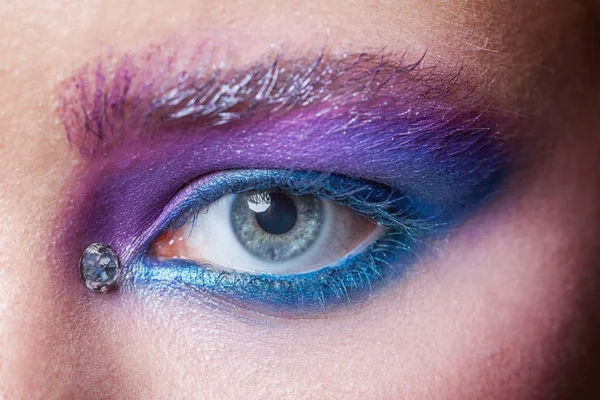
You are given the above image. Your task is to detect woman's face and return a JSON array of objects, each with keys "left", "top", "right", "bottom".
[{"left": 1, "top": 1, "right": 599, "bottom": 398}]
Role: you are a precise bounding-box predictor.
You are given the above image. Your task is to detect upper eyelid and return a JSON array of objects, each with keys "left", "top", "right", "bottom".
[{"left": 54, "top": 47, "right": 515, "bottom": 276}]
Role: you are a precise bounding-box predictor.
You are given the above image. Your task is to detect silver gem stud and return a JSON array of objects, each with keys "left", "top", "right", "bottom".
[{"left": 80, "top": 243, "right": 122, "bottom": 293}]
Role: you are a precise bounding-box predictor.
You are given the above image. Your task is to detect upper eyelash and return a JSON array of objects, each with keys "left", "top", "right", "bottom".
[{"left": 159, "top": 169, "right": 436, "bottom": 239}]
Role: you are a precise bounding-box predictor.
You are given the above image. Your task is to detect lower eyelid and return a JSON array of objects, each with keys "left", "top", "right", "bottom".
[{"left": 135, "top": 229, "right": 416, "bottom": 315}]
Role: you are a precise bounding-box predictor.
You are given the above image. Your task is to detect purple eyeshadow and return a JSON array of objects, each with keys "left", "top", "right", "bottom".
[{"left": 53, "top": 47, "right": 512, "bottom": 276}]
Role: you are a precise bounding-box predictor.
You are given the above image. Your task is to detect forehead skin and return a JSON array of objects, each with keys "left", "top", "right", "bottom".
[{"left": 0, "top": 1, "right": 600, "bottom": 399}]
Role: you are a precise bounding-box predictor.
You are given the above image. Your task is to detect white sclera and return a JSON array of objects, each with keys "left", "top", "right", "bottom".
[{"left": 161, "top": 194, "right": 383, "bottom": 275}]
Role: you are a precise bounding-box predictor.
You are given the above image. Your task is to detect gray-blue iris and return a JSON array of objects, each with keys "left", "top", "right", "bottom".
[{"left": 230, "top": 190, "right": 324, "bottom": 261}]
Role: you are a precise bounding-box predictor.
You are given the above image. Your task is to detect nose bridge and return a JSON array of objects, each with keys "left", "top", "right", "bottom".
[
  {"left": 0, "top": 252, "right": 67, "bottom": 398},
  {"left": 0, "top": 252, "right": 127, "bottom": 399},
  {"left": 0, "top": 44, "right": 69, "bottom": 400},
  {"left": 0, "top": 124, "right": 128, "bottom": 399}
]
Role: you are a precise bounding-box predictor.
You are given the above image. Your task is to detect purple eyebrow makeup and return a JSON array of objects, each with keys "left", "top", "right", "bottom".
[{"left": 54, "top": 46, "right": 514, "bottom": 312}]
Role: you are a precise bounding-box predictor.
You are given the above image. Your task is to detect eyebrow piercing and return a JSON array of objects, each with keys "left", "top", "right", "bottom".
[{"left": 80, "top": 243, "right": 122, "bottom": 293}]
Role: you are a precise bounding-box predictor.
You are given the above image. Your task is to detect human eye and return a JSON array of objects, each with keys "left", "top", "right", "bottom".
[
  {"left": 135, "top": 169, "right": 426, "bottom": 313},
  {"left": 118, "top": 162, "right": 496, "bottom": 316}
]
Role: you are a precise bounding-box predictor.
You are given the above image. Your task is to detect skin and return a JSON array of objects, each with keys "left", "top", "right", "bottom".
[{"left": 1, "top": 0, "right": 599, "bottom": 398}]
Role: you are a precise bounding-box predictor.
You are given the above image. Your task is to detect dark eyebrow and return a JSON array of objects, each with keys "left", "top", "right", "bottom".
[
  {"left": 57, "top": 47, "right": 484, "bottom": 157},
  {"left": 150, "top": 51, "right": 422, "bottom": 124}
]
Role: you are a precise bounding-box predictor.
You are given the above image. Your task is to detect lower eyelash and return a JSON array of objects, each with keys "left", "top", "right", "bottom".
[{"left": 133, "top": 230, "right": 420, "bottom": 314}]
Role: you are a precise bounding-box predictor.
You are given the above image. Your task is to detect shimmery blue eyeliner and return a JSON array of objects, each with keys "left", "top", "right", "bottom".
[
  {"left": 136, "top": 232, "right": 412, "bottom": 312},
  {"left": 126, "top": 169, "right": 495, "bottom": 313}
]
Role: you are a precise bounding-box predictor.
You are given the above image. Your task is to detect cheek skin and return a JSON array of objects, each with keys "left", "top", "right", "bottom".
[
  {"left": 432, "top": 140, "right": 600, "bottom": 398},
  {"left": 78, "top": 133, "right": 600, "bottom": 399}
]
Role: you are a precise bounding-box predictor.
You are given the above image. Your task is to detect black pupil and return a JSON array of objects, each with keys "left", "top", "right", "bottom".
[{"left": 251, "top": 192, "right": 298, "bottom": 235}]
